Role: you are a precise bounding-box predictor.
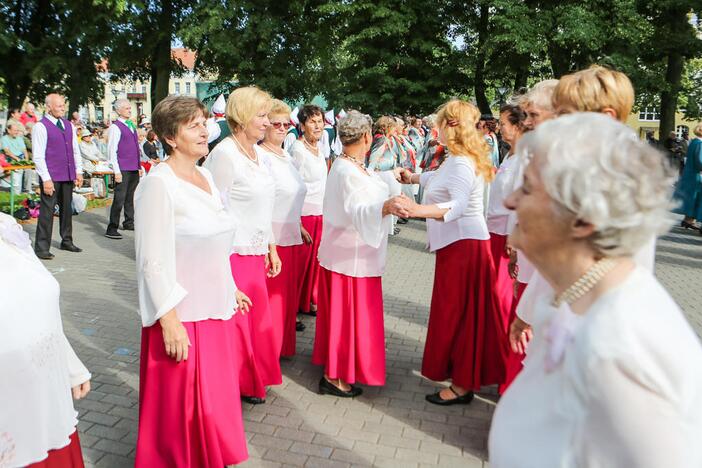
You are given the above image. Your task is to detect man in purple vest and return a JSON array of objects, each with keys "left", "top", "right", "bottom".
[
  {"left": 105, "top": 98, "right": 141, "bottom": 239},
  {"left": 32, "top": 93, "right": 84, "bottom": 260}
]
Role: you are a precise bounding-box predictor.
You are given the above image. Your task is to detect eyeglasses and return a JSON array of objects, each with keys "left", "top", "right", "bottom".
[{"left": 271, "top": 122, "right": 292, "bottom": 130}]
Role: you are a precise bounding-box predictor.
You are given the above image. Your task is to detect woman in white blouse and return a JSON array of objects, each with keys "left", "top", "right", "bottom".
[
  {"left": 0, "top": 212, "right": 90, "bottom": 468},
  {"left": 489, "top": 113, "right": 702, "bottom": 468},
  {"left": 291, "top": 104, "right": 327, "bottom": 317},
  {"left": 204, "top": 86, "right": 282, "bottom": 405},
  {"left": 313, "top": 110, "right": 409, "bottom": 397},
  {"left": 486, "top": 102, "right": 528, "bottom": 394},
  {"left": 258, "top": 99, "right": 308, "bottom": 356},
  {"left": 134, "top": 96, "right": 251, "bottom": 467},
  {"left": 398, "top": 99, "right": 506, "bottom": 406}
]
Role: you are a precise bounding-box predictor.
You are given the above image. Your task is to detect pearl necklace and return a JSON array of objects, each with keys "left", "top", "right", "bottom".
[
  {"left": 552, "top": 257, "right": 618, "bottom": 307},
  {"left": 260, "top": 142, "right": 284, "bottom": 158},
  {"left": 303, "top": 137, "right": 319, "bottom": 155},
  {"left": 340, "top": 153, "right": 369, "bottom": 175},
  {"left": 232, "top": 135, "right": 258, "bottom": 163}
]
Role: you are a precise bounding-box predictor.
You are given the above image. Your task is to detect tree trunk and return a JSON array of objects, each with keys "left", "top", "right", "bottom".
[
  {"left": 513, "top": 67, "right": 528, "bottom": 91},
  {"left": 659, "top": 50, "right": 684, "bottom": 139},
  {"left": 150, "top": 0, "right": 174, "bottom": 111},
  {"left": 473, "top": 2, "right": 491, "bottom": 114}
]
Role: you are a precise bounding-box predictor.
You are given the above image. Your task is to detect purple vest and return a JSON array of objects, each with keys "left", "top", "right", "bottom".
[
  {"left": 114, "top": 120, "right": 140, "bottom": 171},
  {"left": 42, "top": 116, "right": 76, "bottom": 182}
]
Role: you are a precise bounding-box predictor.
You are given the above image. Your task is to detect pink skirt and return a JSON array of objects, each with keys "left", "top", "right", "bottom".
[
  {"left": 499, "top": 281, "right": 528, "bottom": 394},
  {"left": 312, "top": 267, "right": 386, "bottom": 385},
  {"left": 298, "top": 215, "right": 323, "bottom": 312},
  {"left": 27, "top": 431, "right": 84, "bottom": 468},
  {"left": 266, "top": 244, "right": 303, "bottom": 357},
  {"left": 136, "top": 319, "right": 248, "bottom": 468},
  {"left": 230, "top": 254, "right": 282, "bottom": 397},
  {"left": 421, "top": 239, "right": 507, "bottom": 390}
]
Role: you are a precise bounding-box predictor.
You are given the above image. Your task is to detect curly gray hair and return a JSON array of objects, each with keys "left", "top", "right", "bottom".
[
  {"left": 518, "top": 112, "right": 674, "bottom": 257},
  {"left": 338, "top": 110, "right": 372, "bottom": 145}
]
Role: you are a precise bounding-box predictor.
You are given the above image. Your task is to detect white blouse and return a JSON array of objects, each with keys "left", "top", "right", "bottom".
[
  {"left": 487, "top": 154, "right": 519, "bottom": 235},
  {"left": 259, "top": 146, "right": 307, "bottom": 247},
  {"left": 205, "top": 138, "right": 276, "bottom": 255},
  {"left": 291, "top": 140, "right": 327, "bottom": 216},
  {"left": 318, "top": 158, "right": 393, "bottom": 277},
  {"left": 0, "top": 213, "right": 91, "bottom": 467},
  {"left": 489, "top": 268, "right": 702, "bottom": 468},
  {"left": 420, "top": 155, "right": 489, "bottom": 252},
  {"left": 134, "top": 163, "right": 238, "bottom": 326}
]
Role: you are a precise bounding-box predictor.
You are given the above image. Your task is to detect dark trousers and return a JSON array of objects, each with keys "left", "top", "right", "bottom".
[
  {"left": 35, "top": 178, "right": 74, "bottom": 254},
  {"left": 108, "top": 170, "right": 139, "bottom": 231}
]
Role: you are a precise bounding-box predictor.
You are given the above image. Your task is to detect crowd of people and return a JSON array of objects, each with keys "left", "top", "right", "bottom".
[{"left": 3, "top": 64, "right": 702, "bottom": 468}]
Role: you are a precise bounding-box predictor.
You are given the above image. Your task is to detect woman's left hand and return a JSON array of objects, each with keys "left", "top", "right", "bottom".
[
  {"left": 235, "top": 290, "right": 252, "bottom": 313},
  {"left": 266, "top": 249, "right": 282, "bottom": 278},
  {"left": 71, "top": 380, "right": 91, "bottom": 400}
]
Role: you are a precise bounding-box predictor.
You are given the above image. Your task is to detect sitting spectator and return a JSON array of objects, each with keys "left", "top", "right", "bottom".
[
  {"left": 93, "top": 127, "right": 108, "bottom": 158},
  {"left": 19, "top": 102, "right": 39, "bottom": 126},
  {"left": 79, "top": 128, "right": 103, "bottom": 175},
  {"left": 6, "top": 108, "right": 26, "bottom": 135},
  {"left": 1, "top": 122, "right": 31, "bottom": 193}
]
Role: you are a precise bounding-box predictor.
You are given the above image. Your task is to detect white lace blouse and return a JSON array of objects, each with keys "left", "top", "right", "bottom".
[
  {"left": 205, "top": 138, "right": 276, "bottom": 255},
  {"left": 134, "top": 163, "right": 239, "bottom": 326},
  {"left": 489, "top": 268, "right": 702, "bottom": 467},
  {"left": 318, "top": 158, "right": 393, "bottom": 277},
  {"left": 259, "top": 146, "right": 307, "bottom": 247},
  {"left": 291, "top": 140, "right": 327, "bottom": 216},
  {"left": 0, "top": 213, "right": 91, "bottom": 467},
  {"left": 487, "top": 153, "right": 519, "bottom": 236}
]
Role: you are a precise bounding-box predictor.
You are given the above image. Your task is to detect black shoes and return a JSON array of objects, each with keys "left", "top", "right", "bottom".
[
  {"left": 60, "top": 243, "right": 82, "bottom": 252},
  {"left": 105, "top": 230, "right": 123, "bottom": 239},
  {"left": 397, "top": 218, "right": 408, "bottom": 225},
  {"left": 122, "top": 224, "right": 134, "bottom": 231},
  {"left": 425, "top": 387, "right": 474, "bottom": 406},
  {"left": 241, "top": 395, "right": 265, "bottom": 405},
  {"left": 681, "top": 220, "right": 697, "bottom": 230},
  {"left": 35, "top": 251, "right": 55, "bottom": 260},
  {"left": 318, "top": 377, "right": 362, "bottom": 398},
  {"left": 296, "top": 320, "right": 306, "bottom": 332}
]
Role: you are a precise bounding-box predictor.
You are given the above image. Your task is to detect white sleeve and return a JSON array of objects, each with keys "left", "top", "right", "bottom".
[
  {"left": 419, "top": 169, "right": 437, "bottom": 187},
  {"left": 60, "top": 332, "right": 91, "bottom": 387},
  {"left": 107, "top": 124, "right": 122, "bottom": 174},
  {"left": 576, "top": 354, "right": 694, "bottom": 468},
  {"left": 284, "top": 133, "right": 297, "bottom": 153},
  {"left": 31, "top": 122, "right": 50, "bottom": 181},
  {"left": 376, "top": 169, "right": 402, "bottom": 196},
  {"left": 515, "top": 271, "right": 551, "bottom": 323},
  {"left": 434, "top": 162, "right": 475, "bottom": 223},
  {"left": 134, "top": 175, "right": 188, "bottom": 326},
  {"left": 343, "top": 176, "right": 389, "bottom": 249},
  {"left": 68, "top": 123, "right": 82, "bottom": 175}
]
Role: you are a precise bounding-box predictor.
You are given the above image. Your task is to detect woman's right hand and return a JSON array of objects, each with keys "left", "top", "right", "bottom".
[
  {"left": 159, "top": 310, "right": 191, "bottom": 362},
  {"left": 509, "top": 317, "right": 532, "bottom": 354},
  {"left": 301, "top": 226, "right": 313, "bottom": 244},
  {"left": 399, "top": 168, "right": 414, "bottom": 184}
]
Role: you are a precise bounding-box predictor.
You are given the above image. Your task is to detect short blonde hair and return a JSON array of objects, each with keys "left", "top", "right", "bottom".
[
  {"left": 268, "top": 99, "right": 291, "bottom": 120},
  {"left": 225, "top": 86, "right": 273, "bottom": 133},
  {"left": 435, "top": 99, "right": 493, "bottom": 181},
  {"left": 693, "top": 124, "right": 702, "bottom": 138},
  {"left": 374, "top": 116, "right": 396, "bottom": 136},
  {"left": 553, "top": 65, "right": 634, "bottom": 122},
  {"left": 525, "top": 79, "right": 559, "bottom": 112}
]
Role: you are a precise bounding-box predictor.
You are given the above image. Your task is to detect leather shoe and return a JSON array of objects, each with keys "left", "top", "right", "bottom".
[
  {"left": 122, "top": 224, "right": 134, "bottom": 231},
  {"left": 60, "top": 243, "right": 82, "bottom": 253},
  {"left": 296, "top": 320, "right": 306, "bottom": 332},
  {"left": 35, "top": 251, "right": 54, "bottom": 260},
  {"left": 241, "top": 395, "right": 265, "bottom": 405},
  {"left": 425, "top": 387, "right": 474, "bottom": 406},
  {"left": 318, "top": 377, "right": 362, "bottom": 398},
  {"left": 105, "top": 230, "right": 123, "bottom": 239}
]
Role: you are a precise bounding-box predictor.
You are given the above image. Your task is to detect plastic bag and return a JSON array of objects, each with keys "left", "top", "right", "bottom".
[{"left": 72, "top": 193, "right": 88, "bottom": 214}]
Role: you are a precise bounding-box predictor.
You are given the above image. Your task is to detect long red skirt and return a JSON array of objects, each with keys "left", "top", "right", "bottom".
[
  {"left": 136, "top": 319, "right": 248, "bottom": 468},
  {"left": 27, "top": 431, "right": 84, "bottom": 468},
  {"left": 499, "top": 281, "right": 528, "bottom": 394},
  {"left": 421, "top": 238, "right": 507, "bottom": 390},
  {"left": 230, "top": 254, "right": 282, "bottom": 397},
  {"left": 266, "top": 244, "right": 303, "bottom": 357},
  {"left": 312, "top": 267, "right": 386, "bottom": 385},
  {"left": 298, "top": 215, "right": 323, "bottom": 312}
]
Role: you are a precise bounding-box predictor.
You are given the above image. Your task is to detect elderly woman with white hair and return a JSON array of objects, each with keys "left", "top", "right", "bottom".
[
  {"left": 312, "top": 110, "right": 409, "bottom": 397},
  {"left": 489, "top": 113, "right": 702, "bottom": 467}
]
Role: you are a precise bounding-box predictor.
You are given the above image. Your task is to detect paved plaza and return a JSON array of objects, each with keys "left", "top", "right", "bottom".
[{"left": 22, "top": 208, "right": 702, "bottom": 468}]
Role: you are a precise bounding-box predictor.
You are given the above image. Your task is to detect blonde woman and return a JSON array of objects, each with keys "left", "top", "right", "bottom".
[
  {"left": 399, "top": 99, "right": 506, "bottom": 405},
  {"left": 204, "top": 86, "right": 281, "bottom": 404}
]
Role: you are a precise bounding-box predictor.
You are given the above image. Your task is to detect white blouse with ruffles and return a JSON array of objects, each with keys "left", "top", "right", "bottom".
[
  {"left": 134, "top": 163, "right": 239, "bottom": 326},
  {"left": 291, "top": 140, "right": 327, "bottom": 216},
  {"left": 0, "top": 213, "right": 91, "bottom": 467},
  {"left": 258, "top": 146, "right": 307, "bottom": 247},
  {"left": 317, "top": 158, "right": 392, "bottom": 278},
  {"left": 205, "top": 138, "right": 276, "bottom": 255}
]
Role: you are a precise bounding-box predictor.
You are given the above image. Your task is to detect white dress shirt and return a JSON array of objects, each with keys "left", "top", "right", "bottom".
[
  {"left": 134, "top": 163, "right": 239, "bottom": 326},
  {"left": 489, "top": 267, "right": 702, "bottom": 468},
  {"left": 0, "top": 213, "right": 90, "bottom": 467},
  {"left": 31, "top": 115, "right": 82, "bottom": 181},
  {"left": 259, "top": 146, "right": 307, "bottom": 247},
  {"left": 291, "top": 140, "right": 327, "bottom": 216},
  {"left": 420, "top": 155, "right": 489, "bottom": 252},
  {"left": 106, "top": 117, "right": 134, "bottom": 174},
  {"left": 487, "top": 153, "right": 519, "bottom": 235},
  {"left": 204, "top": 138, "right": 276, "bottom": 255},
  {"left": 318, "top": 158, "right": 392, "bottom": 277}
]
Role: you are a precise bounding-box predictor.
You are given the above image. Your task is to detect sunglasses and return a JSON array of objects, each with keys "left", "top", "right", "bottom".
[{"left": 271, "top": 121, "right": 292, "bottom": 130}]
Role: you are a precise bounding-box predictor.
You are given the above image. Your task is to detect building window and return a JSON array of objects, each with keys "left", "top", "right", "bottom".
[
  {"left": 141, "top": 84, "right": 147, "bottom": 94},
  {"left": 676, "top": 125, "right": 689, "bottom": 138},
  {"left": 638, "top": 107, "right": 660, "bottom": 121},
  {"left": 186, "top": 82, "right": 191, "bottom": 95},
  {"left": 175, "top": 82, "right": 181, "bottom": 94}
]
